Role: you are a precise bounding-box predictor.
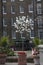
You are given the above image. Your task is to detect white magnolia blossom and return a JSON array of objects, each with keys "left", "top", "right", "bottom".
[{"left": 14, "top": 16, "right": 33, "bottom": 32}]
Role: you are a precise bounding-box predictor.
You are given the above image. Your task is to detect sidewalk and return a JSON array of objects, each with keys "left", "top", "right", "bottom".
[
  {"left": 6, "top": 51, "right": 33, "bottom": 63},
  {"left": 5, "top": 63, "right": 34, "bottom": 65}
]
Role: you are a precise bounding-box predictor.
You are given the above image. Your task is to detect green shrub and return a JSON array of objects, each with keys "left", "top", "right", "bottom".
[
  {"left": 40, "top": 39, "right": 43, "bottom": 45},
  {"left": 32, "top": 37, "right": 41, "bottom": 47},
  {"left": 0, "top": 37, "right": 15, "bottom": 56}
]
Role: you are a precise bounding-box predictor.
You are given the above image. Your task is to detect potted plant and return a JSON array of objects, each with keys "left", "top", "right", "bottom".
[
  {"left": 32, "top": 37, "right": 41, "bottom": 48},
  {"left": 0, "top": 36, "right": 14, "bottom": 64},
  {"left": 0, "top": 36, "right": 16, "bottom": 64},
  {"left": 38, "top": 39, "right": 43, "bottom": 48},
  {"left": 0, "top": 36, "right": 9, "bottom": 64}
]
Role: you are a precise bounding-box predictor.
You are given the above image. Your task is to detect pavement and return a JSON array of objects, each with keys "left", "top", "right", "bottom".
[
  {"left": 6, "top": 51, "right": 33, "bottom": 63},
  {"left": 5, "top": 51, "right": 43, "bottom": 65},
  {"left": 5, "top": 63, "right": 34, "bottom": 65}
]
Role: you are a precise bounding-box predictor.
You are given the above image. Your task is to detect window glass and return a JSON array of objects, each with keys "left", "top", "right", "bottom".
[
  {"left": 11, "top": 17, "right": 16, "bottom": 26},
  {"left": 37, "top": 3, "right": 42, "bottom": 14},
  {"left": 11, "top": 5, "right": 15, "bottom": 14},
  {"left": 37, "top": 16, "right": 42, "bottom": 27},
  {"left": 28, "top": 3, "right": 33, "bottom": 13},
  {"left": 19, "top": 5, "right": 24, "bottom": 13},
  {"left": 12, "top": 30, "right": 16, "bottom": 39},
  {"left": 3, "top": 18, "right": 7, "bottom": 27},
  {"left": 38, "top": 29, "right": 43, "bottom": 39},
  {"left": 3, "top": 5, "right": 7, "bottom": 14}
]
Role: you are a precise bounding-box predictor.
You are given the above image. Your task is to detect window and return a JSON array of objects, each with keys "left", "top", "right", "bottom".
[
  {"left": 11, "top": 5, "right": 15, "bottom": 14},
  {"left": 19, "top": 0, "right": 24, "bottom": 1},
  {"left": 37, "top": 3, "right": 42, "bottom": 14},
  {"left": 3, "top": 18, "right": 7, "bottom": 27},
  {"left": 12, "top": 30, "right": 16, "bottom": 39},
  {"left": 38, "top": 29, "right": 43, "bottom": 39},
  {"left": 37, "top": 16, "right": 43, "bottom": 27},
  {"left": 19, "top": 5, "right": 24, "bottom": 13},
  {"left": 2, "top": 0, "right": 6, "bottom": 2},
  {"left": 3, "top": 30, "right": 7, "bottom": 36},
  {"left": 11, "top": 0, "right": 15, "bottom": 2},
  {"left": 37, "top": 0, "right": 41, "bottom": 1},
  {"left": 28, "top": 3, "right": 33, "bottom": 13},
  {"left": 20, "top": 32, "right": 25, "bottom": 39},
  {"left": 3, "top": 5, "right": 7, "bottom": 14},
  {"left": 30, "top": 30, "right": 34, "bottom": 39},
  {"left": 11, "top": 17, "right": 16, "bottom": 26}
]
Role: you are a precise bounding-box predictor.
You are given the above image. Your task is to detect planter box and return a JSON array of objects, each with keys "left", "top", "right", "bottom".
[
  {"left": 0, "top": 53, "right": 7, "bottom": 64},
  {"left": 18, "top": 51, "right": 27, "bottom": 65}
]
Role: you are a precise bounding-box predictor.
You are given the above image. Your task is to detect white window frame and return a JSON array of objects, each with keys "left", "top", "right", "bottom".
[{"left": 19, "top": 5, "right": 24, "bottom": 13}]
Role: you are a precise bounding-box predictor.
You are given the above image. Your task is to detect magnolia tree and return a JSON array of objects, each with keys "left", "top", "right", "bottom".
[
  {"left": 14, "top": 16, "right": 33, "bottom": 33},
  {"left": 14, "top": 16, "right": 34, "bottom": 50}
]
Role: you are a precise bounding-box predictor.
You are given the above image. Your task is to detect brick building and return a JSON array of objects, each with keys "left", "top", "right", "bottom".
[
  {"left": 0, "top": 0, "right": 37, "bottom": 50},
  {"left": 33, "top": 0, "right": 43, "bottom": 39}
]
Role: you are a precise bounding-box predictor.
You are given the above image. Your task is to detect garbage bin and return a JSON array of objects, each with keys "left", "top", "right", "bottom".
[
  {"left": 38, "top": 45, "right": 43, "bottom": 65},
  {"left": 33, "top": 54, "right": 40, "bottom": 65},
  {"left": 18, "top": 51, "right": 27, "bottom": 65},
  {"left": 32, "top": 48, "right": 40, "bottom": 65}
]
